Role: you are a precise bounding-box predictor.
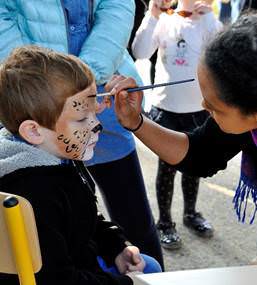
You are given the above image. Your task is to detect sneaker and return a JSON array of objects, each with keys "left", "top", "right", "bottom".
[
  {"left": 183, "top": 212, "right": 214, "bottom": 238},
  {"left": 156, "top": 222, "right": 182, "bottom": 250}
]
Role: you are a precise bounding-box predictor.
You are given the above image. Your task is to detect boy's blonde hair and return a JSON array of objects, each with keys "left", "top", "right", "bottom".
[{"left": 0, "top": 46, "right": 94, "bottom": 134}]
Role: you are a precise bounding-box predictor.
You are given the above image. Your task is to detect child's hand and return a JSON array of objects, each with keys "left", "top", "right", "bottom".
[
  {"left": 115, "top": 246, "right": 145, "bottom": 274},
  {"left": 193, "top": 1, "right": 212, "bottom": 15},
  {"left": 149, "top": 0, "right": 171, "bottom": 18},
  {"left": 150, "top": 0, "right": 172, "bottom": 18},
  {"left": 149, "top": 0, "right": 163, "bottom": 19},
  {"left": 160, "top": 0, "right": 173, "bottom": 9}
]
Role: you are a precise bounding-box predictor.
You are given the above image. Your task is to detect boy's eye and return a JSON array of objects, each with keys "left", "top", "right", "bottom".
[{"left": 77, "top": 117, "right": 88, "bottom": 122}]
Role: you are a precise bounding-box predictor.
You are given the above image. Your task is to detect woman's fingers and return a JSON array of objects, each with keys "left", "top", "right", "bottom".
[{"left": 105, "top": 75, "right": 127, "bottom": 92}]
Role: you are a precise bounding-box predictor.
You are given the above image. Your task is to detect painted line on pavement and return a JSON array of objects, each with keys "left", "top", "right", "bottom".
[{"left": 205, "top": 181, "right": 253, "bottom": 204}]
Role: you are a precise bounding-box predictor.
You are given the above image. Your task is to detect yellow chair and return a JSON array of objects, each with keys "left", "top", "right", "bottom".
[{"left": 0, "top": 192, "right": 42, "bottom": 285}]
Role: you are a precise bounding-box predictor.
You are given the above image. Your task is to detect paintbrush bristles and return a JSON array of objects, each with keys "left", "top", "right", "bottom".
[{"left": 96, "top": 92, "right": 112, "bottom": 97}]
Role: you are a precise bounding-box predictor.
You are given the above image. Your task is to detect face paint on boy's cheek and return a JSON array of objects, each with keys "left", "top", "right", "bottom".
[
  {"left": 75, "top": 124, "right": 102, "bottom": 160},
  {"left": 73, "top": 130, "right": 91, "bottom": 144},
  {"left": 57, "top": 132, "right": 90, "bottom": 159}
]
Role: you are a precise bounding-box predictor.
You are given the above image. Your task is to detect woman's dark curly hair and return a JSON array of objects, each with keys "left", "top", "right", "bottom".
[{"left": 203, "top": 12, "right": 257, "bottom": 115}]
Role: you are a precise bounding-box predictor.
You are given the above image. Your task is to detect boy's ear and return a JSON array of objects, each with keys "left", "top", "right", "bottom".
[{"left": 18, "top": 120, "right": 44, "bottom": 145}]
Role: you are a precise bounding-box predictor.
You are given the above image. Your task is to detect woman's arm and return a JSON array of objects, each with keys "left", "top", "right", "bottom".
[
  {"left": 0, "top": 2, "right": 29, "bottom": 60},
  {"left": 111, "top": 76, "right": 245, "bottom": 177},
  {"left": 111, "top": 76, "right": 189, "bottom": 165},
  {"left": 79, "top": 0, "right": 135, "bottom": 84},
  {"left": 133, "top": 115, "right": 189, "bottom": 165}
]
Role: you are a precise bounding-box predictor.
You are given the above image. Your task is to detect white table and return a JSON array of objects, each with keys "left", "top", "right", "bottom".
[{"left": 133, "top": 265, "right": 257, "bottom": 285}]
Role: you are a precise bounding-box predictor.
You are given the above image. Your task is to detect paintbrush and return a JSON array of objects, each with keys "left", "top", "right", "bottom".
[{"left": 88, "top": 78, "right": 194, "bottom": 98}]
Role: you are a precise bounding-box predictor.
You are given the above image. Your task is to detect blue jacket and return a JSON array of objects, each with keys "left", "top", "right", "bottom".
[
  {"left": 0, "top": 0, "right": 141, "bottom": 85},
  {"left": 0, "top": 0, "right": 142, "bottom": 165}
]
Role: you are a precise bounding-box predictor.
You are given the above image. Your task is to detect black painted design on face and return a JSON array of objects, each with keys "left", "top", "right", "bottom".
[
  {"left": 63, "top": 138, "right": 71, "bottom": 144},
  {"left": 56, "top": 105, "right": 99, "bottom": 158},
  {"left": 73, "top": 130, "right": 89, "bottom": 144},
  {"left": 65, "top": 143, "right": 81, "bottom": 154},
  {"left": 72, "top": 100, "right": 89, "bottom": 112},
  {"left": 80, "top": 148, "right": 87, "bottom": 159},
  {"left": 57, "top": 128, "right": 92, "bottom": 158}
]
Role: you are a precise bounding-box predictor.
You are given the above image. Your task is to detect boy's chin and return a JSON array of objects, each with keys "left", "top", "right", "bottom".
[{"left": 80, "top": 149, "right": 94, "bottom": 161}]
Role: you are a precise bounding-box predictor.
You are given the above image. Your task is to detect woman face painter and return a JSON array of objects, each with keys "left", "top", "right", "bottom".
[{"left": 113, "top": 12, "right": 257, "bottom": 225}]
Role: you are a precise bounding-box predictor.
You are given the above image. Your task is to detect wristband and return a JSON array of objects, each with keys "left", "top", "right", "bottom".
[{"left": 124, "top": 113, "right": 144, "bottom": 132}]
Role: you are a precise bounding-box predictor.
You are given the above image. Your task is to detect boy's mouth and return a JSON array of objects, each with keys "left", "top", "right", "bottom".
[{"left": 87, "top": 141, "right": 97, "bottom": 147}]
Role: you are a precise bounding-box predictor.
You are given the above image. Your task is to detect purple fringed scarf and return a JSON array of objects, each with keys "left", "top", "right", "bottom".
[{"left": 233, "top": 129, "right": 257, "bottom": 224}]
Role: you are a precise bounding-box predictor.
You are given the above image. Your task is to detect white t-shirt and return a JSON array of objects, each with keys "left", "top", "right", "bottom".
[{"left": 132, "top": 11, "right": 222, "bottom": 113}]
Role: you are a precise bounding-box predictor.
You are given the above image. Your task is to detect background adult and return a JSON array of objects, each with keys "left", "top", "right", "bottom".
[
  {"left": 0, "top": 0, "right": 164, "bottom": 269},
  {"left": 128, "top": 0, "right": 158, "bottom": 84}
]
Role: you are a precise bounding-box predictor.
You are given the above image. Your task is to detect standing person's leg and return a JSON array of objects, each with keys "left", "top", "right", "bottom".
[
  {"left": 88, "top": 151, "right": 164, "bottom": 270},
  {"left": 156, "top": 159, "right": 182, "bottom": 249},
  {"left": 182, "top": 174, "right": 200, "bottom": 215},
  {"left": 179, "top": 111, "right": 213, "bottom": 237},
  {"left": 182, "top": 173, "right": 213, "bottom": 237},
  {"left": 149, "top": 107, "right": 182, "bottom": 250}
]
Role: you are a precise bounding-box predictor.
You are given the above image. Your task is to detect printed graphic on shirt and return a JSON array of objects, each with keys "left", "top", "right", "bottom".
[{"left": 172, "top": 38, "right": 188, "bottom": 66}]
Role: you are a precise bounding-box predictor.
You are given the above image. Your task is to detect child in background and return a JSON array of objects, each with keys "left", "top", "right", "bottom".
[
  {"left": 132, "top": 0, "right": 222, "bottom": 249},
  {"left": 0, "top": 46, "right": 161, "bottom": 285}
]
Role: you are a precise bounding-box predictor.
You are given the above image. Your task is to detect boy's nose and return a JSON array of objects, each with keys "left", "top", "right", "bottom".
[{"left": 91, "top": 123, "right": 103, "bottom": 133}]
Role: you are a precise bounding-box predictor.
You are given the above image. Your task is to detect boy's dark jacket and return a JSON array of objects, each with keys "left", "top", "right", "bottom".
[{"left": 0, "top": 128, "right": 132, "bottom": 285}]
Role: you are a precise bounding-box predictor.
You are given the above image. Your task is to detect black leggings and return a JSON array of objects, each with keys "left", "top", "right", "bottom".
[
  {"left": 156, "top": 159, "right": 200, "bottom": 224},
  {"left": 88, "top": 150, "right": 164, "bottom": 270},
  {"left": 149, "top": 107, "right": 209, "bottom": 226}
]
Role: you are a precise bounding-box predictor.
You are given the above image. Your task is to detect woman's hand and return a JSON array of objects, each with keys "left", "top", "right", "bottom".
[{"left": 105, "top": 75, "right": 143, "bottom": 131}]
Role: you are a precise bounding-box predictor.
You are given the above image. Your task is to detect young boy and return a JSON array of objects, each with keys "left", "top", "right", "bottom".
[{"left": 0, "top": 46, "right": 161, "bottom": 285}]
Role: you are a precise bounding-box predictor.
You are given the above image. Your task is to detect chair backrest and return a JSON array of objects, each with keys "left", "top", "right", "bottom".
[{"left": 0, "top": 192, "right": 42, "bottom": 282}]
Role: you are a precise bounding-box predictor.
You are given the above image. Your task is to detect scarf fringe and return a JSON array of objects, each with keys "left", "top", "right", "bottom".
[{"left": 233, "top": 174, "right": 257, "bottom": 224}]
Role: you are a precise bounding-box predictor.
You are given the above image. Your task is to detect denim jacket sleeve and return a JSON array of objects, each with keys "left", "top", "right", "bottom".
[
  {"left": 78, "top": 0, "right": 135, "bottom": 85},
  {"left": 0, "top": 1, "right": 30, "bottom": 60}
]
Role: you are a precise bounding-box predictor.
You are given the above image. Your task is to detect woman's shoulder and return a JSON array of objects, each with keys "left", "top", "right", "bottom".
[{"left": 192, "top": 116, "right": 253, "bottom": 147}]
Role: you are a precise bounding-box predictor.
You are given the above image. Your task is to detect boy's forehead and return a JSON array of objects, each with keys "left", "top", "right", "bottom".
[{"left": 65, "top": 85, "right": 96, "bottom": 110}]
